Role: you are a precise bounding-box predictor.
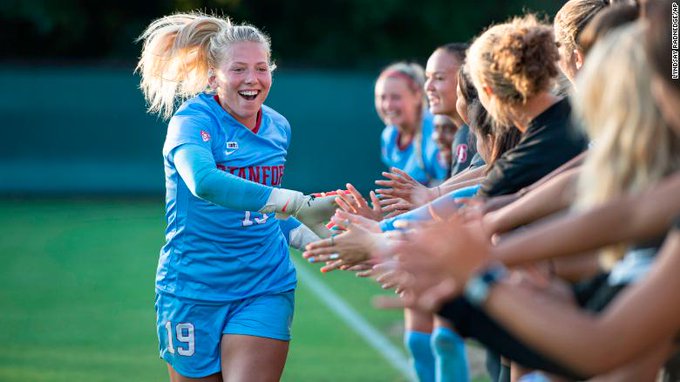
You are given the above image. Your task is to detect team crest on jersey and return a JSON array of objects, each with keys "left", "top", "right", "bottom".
[
  {"left": 455, "top": 144, "right": 468, "bottom": 163},
  {"left": 225, "top": 141, "right": 239, "bottom": 155},
  {"left": 200, "top": 130, "right": 211, "bottom": 142}
]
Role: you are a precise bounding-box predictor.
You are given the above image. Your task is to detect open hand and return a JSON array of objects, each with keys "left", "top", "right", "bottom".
[
  {"left": 335, "top": 183, "right": 384, "bottom": 222},
  {"left": 392, "top": 216, "right": 492, "bottom": 311},
  {"left": 375, "top": 168, "right": 436, "bottom": 203}
]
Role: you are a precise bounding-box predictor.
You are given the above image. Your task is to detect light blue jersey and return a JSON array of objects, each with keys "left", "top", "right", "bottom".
[
  {"left": 380, "top": 113, "right": 449, "bottom": 185},
  {"left": 158, "top": 93, "right": 296, "bottom": 302},
  {"left": 380, "top": 184, "right": 481, "bottom": 232}
]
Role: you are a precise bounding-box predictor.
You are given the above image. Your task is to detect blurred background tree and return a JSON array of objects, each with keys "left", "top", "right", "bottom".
[{"left": 0, "top": 0, "right": 563, "bottom": 68}]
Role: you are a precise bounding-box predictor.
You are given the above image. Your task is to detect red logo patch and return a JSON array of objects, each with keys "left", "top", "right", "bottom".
[
  {"left": 456, "top": 144, "right": 468, "bottom": 163},
  {"left": 200, "top": 130, "right": 211, "bottom": 142}
]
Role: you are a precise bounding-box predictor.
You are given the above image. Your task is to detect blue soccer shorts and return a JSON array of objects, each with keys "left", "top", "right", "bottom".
[{"left": 155, "top": 290, "right": 295, "bottom": 378}]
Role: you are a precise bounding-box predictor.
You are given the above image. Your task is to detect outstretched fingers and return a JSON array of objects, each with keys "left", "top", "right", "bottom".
[
  {"left": 304, "top": 236, "right": 334, "bottom": 251},
  {"left": 391, "top": 167, "right": 418, "bottom": 183},
  {"left": 346, "top": 183, "right": 368, "bottom": 207},
  {"left": 335, "top": 195, "right": 356, "bottom": 214}
]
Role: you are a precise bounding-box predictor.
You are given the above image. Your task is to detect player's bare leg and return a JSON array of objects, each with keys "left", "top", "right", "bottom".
[
  {"left": 220, "top": 334, "right": 289, "bottom": 382},
  {"left": 167, "top": 364, "right": 222, "bottom": 382}
]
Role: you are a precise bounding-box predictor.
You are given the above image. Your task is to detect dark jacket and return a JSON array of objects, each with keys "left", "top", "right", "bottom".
[{"left": 480, "top": 98, "right": 588, "bottom": 197}]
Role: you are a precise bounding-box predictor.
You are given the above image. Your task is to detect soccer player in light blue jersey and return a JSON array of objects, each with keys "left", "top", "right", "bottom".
[
  {"left": 137, "top": 12, "right": 336, "bottom": 382},
  {"left": 376, "top": 62, "right": 450, "bottom": 187},
  {"left": 374, "top": 60, "right": 469, "bottom": 382}
]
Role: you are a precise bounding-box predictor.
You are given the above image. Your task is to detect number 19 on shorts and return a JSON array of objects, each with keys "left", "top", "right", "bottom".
[{"left": 164, "top": 321, "right": 195, "bottom": 356}]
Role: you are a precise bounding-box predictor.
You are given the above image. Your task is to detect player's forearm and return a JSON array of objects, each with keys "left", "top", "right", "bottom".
[
  {"left": 480, "top": 194, "right": 521, "bottom": 214},
  {"left": 493, "top": 172, "right": 680, "bottom": 265},
  {"left": 279, "top": 217, "right": 302, "bottom": 242},
  {"left": 174, "top": 143, "right": 272, "bottom": 211},
  {"left": 484, "top": 168, "right": 579, "bottom": 234},
  {"left": 279, "top": 217, "right": 321, "bottom": 251},
  {"left": 380, "top": 185, "right": 478, "bottom": 231},
  {"left": 439, "top": 176, "right": 485, "bottom": 195},
  {"left": 552, "top": 252, "right": 601, "bottom": 282},
  {"left": 440, "top": 166, "right": 486, "bottom": 188},
  {"left": 523, "top": 151, "right": 586, "bottom": 192},
  {"left": 484, "top": 281, "right": 617, "bottom": 377},
  {"left": 485, "top": 231, "right": 680, "bottom": 375}
]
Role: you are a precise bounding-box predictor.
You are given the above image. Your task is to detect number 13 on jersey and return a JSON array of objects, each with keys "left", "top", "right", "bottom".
[{"left": 242, "top": 211, "right": 269, "bottom": 226}]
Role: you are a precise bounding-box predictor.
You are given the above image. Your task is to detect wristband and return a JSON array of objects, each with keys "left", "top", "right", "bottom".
[{"left": 463, "top": 264, "right": 507, "bottom": 307}]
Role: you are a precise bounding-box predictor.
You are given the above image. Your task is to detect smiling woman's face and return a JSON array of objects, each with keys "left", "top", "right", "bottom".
[
  {"left": 209, "top": 41, "right": 272, "bottom": 128},
  {"left": 425, "top": 49, "right": 461, "bottom": 118},
  {"left": 374, "top": 76, "right": 422, "bottom": 130}
]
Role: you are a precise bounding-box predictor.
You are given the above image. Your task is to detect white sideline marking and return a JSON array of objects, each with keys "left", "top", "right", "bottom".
[{"left": 294, "top": 259, "right": 414, "bottom": 381}]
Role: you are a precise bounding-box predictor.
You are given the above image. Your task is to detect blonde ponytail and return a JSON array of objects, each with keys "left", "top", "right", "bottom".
[
  {"left": 136, "top": 12, "right": 274, "bottom": 120},
  {"left": 466, "top": 14, "right": 560, "bottom": 127}
]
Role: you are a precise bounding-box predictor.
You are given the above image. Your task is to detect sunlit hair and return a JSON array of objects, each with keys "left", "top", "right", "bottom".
[
  {"left": 375, "top": 62, "right": 429, "bottom": 175},
  {"left": 555, "top": 0, "right": 609, "bottom": 55},
  {"left": 377, "top": 62, "right": 426, "bottom": 99},
  {"left": 376, "top": 61, "right": 428, "bottom": 118},
  {"left": 574, "top": 23, "right": 680, "bottom": 267},
  {"left": 578, "top": 3, "right": 639, "bottom": 55},
  {"left": 465, "top": 14, "right": 560, "bottom": 127},
  {"left": 136, "top": 11, "right": 275, "bottom": 119}
]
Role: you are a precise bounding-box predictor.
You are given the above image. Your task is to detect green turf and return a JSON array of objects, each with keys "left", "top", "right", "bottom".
[{"left": 0, "top": 199, "right": 411, "bottom": 381}]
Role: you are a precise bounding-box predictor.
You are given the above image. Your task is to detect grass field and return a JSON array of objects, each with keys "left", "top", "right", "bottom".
[{"left": 0, "top": 199, "right": 488, "bottom": 382}]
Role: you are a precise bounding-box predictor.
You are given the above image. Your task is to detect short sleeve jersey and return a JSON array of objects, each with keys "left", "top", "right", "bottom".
[
  {"left": 450, "top": 124, "right": 482, "bottom": 176},
  {"left": 380, "top": 113, "right": 449, "bottom": 185},
  {"left": 157, "top": 93, "right": 296, "bottom": 302}
]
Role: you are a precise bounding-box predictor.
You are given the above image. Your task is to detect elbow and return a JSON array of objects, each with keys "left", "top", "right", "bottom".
[
  {"left": 191, "top": 180, "right": 213, "bottom": 202},
  {"left": 194, "top": 188, "right": 213, "bottom": 202}
]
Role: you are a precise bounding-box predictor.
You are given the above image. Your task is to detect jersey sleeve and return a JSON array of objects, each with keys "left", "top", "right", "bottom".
[
  {"left": 171, "top": 143, "right": 272, "bottom": 211},
  {"left": 163, "top": 103, "right": 217, "bottom": 157},
  {"left": 380, "top": 126, "right": 394, "bottom": 169},
  {"left": 278, "top": 216, "right": 322, "bottom": 251},
  {"left": 262, "top": 105, "right": 292, "bottom": 151},
  {"left": 425, "top": 139, "right": 450, "bottom": 181},
  {"left": 283, "top": 116, "right": 292, "bottom": 150}
]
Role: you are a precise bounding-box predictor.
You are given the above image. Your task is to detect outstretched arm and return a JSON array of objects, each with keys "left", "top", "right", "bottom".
[
  {"left": 393, "top": 209, "right": 680, "bottom": 377},
  {"left": 172, "top": 143, "right": 336, "bottom": 237},
  {"left": 493, "top": 172, "right": 680, "bottom": 265},
  {"left": 439, "top": 166, "right": 488, "bottom": 194},
  {"left": 279, "top": 217, "right": 322, "bottom": 251},
  {"left": 374, "top": 166, "right": 487, "bottom": 204},
  {"left": 484, "top": 168, "right": 579, "bottom": 235},
  {"left": 479, "top": 152, "right": 586, "bottom": 214},
  {"left": 379, "top": 185, "right": 480, "bottom": 232},
  {"left": 484, "top": 227, "right": 680, "bottom": 376},
  {"left": 173, "top": 143, "right": 272, "bottom": 210}
]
